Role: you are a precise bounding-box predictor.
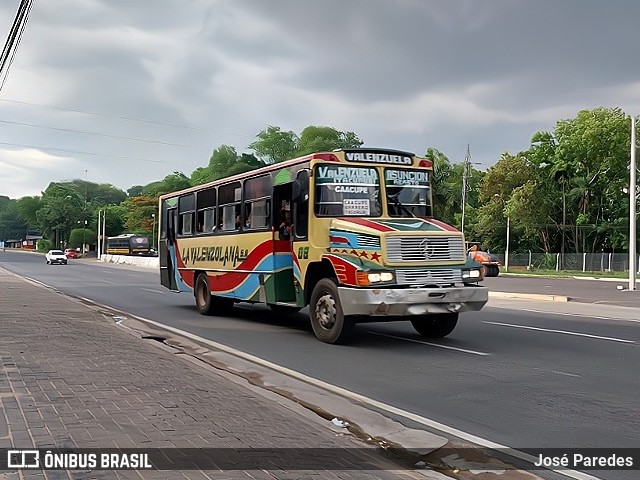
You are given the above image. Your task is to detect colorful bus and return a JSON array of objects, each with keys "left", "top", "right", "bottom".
[
  {"left": 106, "top": 234, "right": 151, "bottom": 256},
  {"left": 158, "top": 148, "right": 488, "bottom": 344}
]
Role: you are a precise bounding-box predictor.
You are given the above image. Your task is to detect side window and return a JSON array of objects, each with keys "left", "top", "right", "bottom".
[
  {"left": 218, "top": 182, "right": 241, "bottom": 232},
  {"left": 294, "top": 169, "right": 310, "bottom": 239},
  {"left": 243, "top": 175, "right": 271, "bottom": 230},
  {"left": 196, "top": 187, "right": 217, "bottom": 233},
  {"left": 178, "top": 193, "right": 195, "bottom": 236}
]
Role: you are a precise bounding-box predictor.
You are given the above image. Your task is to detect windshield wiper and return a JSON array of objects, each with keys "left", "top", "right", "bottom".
[{"left": 387, "top": 193, "right": 416, "bottom": 218}]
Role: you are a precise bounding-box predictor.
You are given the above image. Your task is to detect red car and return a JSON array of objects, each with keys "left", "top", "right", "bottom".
[{"left": 64, "top": 248, "right": 79, "bottom": 259}]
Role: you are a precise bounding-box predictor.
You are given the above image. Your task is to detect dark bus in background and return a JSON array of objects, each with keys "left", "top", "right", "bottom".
[{"left": 106, "top": 234, "right": 151, "bottom": 255}]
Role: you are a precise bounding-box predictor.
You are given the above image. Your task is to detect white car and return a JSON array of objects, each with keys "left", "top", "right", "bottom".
[{"left": 45, "top": 249, "right": 67, "bottom": 265}]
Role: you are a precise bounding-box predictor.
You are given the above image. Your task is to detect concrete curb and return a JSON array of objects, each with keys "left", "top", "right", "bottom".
[{"left": 488, "top": 291, "right": 570, "bottom": 302}]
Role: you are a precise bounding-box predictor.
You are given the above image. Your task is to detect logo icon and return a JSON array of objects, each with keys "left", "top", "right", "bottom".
[
  {"left": 419, "top": 238, "right": 436, "bottom": 259},
  {"left": 7, "top": 450, "right": 40, "bottom": 468}
]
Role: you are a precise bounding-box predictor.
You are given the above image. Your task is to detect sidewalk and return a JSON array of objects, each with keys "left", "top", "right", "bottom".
[{"left": 0, "top": 269, "right": 443, "bottom": 480}]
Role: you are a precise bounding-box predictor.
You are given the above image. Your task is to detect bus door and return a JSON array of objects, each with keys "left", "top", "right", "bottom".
[
  {"left": 271, "top": 184, "right": 296, "bottom": 303},
  {"left": 160, "top": 205, "right": 179, "bottom": 291}
]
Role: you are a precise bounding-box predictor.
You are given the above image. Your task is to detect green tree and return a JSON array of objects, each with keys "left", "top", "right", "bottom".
[
  {"left": 142, "top": 172, "right": 191, "bottom": 197},
  {"left": 471, "top": 153, "right": 533, "bottom": 252},
  {"left": 191, "top": 147, "right": 266, "bottom": 185},
  {"left": 69, "top": 228, "right": 96, "bottom": 250},
  {"left": 295, "top": 126, "right": 363, "bottom": 156},
  {"left": 123, "top": 195, "right": 157, "bottom": 235},
  {"left": 249, "top": 126, "right": 298, "bottom": 164},
  {"left": 530, "top": 107, "right": 632, "bottom": 253},
  {"left": 15, "top": 196, "right": 42, "bottom": 231},
  {"left": 127, "top": 185, "right": 145, "bottom": 197},
  {"left": 427, "top": 147, "right": 483, "bottom": 231},
  {"left": 36, "top": 184, "right": 85, "bottom": 246},
  {"left": 0, "top": 201, "right": 28, "bottom": 241}
]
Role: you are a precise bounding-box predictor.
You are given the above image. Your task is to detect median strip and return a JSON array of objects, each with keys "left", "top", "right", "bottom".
[{"left": 488, "top": 291, "right": 570, "bottom": 302}]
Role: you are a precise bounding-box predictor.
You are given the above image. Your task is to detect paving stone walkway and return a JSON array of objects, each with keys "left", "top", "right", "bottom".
[{"left": 0, "top": 270, "right": 435, "bottom": 480}]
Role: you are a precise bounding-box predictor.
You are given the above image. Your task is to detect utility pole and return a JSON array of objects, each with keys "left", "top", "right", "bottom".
[
  {"left": 461, "top": 145, "right": 471, "bottom": 234},
  {"left": 630, "top": 115, "right": 637, "bottom": 291}
]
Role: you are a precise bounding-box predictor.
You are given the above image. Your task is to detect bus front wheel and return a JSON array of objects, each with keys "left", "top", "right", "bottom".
[
  {"left": 410, "top": 313, "right": 459, "bottom": 338},
  {"left": 309, "top": 279, "right": 354, "bottom": 344}
]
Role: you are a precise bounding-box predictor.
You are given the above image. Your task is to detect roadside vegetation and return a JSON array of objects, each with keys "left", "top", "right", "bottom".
[{"left": 0, "top": 107, "right": 638, "bottom": 260}]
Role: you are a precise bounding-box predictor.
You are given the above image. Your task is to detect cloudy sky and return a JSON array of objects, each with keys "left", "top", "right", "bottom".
[{"left": 1, "top": 0, "right": 639, "bottom": 199}]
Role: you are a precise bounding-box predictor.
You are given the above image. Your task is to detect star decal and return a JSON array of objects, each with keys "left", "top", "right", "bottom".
[
  {"left": 370, "top": 252, "right": 381, "bottom": 262},
  {"left": 359, "top": 251, "right": 369, "bottom": 259}
]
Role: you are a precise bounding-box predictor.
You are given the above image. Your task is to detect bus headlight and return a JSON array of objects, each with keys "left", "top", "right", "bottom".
[{"left": 356, "top": 271, "right": 394, "bottom": 286}]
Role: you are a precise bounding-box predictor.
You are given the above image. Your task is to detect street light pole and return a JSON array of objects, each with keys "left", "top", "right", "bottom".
[
  {"left": 102, "top": 209, "right": 106, "bottom": 256},
  {"left": 630, "top": 115, "right": 637, "bottom": 291},
  {"left": 97, "top": 210, "right": 102, "bottom": 260},
  {"left": 83, "top": 219, "right": 87, "bottom": 255},
  {"left": 151, "top": 213, "right": 156, "bottom": 251},
  {"left": 505, "top": 216, "right": 510, "bottom": 272}
]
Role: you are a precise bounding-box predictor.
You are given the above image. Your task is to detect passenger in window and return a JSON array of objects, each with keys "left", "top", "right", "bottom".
[{"left": 278, "top": 205, "right": 292, "bottom": 240}]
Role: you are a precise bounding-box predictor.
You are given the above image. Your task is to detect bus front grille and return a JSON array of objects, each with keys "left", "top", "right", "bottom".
[{"left": 385, "top": 235, "right": 465, "bottom": 263}]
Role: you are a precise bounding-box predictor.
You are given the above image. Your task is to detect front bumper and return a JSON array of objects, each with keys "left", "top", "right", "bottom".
[{"left": 338, "top": 285, "right": 488, "bottom": 316}]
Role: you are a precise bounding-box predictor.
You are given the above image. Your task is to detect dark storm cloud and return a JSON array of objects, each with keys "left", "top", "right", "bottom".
[{"left": 0, "top": 0, "right": 639, "bottom": 198}]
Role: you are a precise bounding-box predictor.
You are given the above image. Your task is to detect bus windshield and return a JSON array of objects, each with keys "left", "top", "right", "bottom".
[
  {"left": 384, "top": 168, "right": 432, "bottom": 217},
  {"left": 314, "top": 164, "right": 381, "bottom": 217}
]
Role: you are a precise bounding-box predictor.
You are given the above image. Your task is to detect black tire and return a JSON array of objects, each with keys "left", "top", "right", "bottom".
[
  {"left": 268, "top": 304, "right": 302, "bottom": 314},
  {"left": 492, "top": 265, "right": 500, "bottom": 277},
  {"left": 411, "top": 313, "right": 459, "bottom": 338},
  {"left": 195, "top": 273, "right": 213, "bottom": 315},
  {"left": 309, "top": 279, "right": 354, "bottom": 344},
  {"left": 194, "top": 273, "right": 233, "bottom": 315}
]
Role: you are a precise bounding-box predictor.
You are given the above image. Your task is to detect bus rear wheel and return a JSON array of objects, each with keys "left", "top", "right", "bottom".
[
  {"left": 410, "top": 313, "right": 459, "bottom": 338},
  {"left": 195, "top": 273, "right": 232, "bottom": 315},
  {"left": 309, "top": 279, "right": 354, "bottom": 344}
]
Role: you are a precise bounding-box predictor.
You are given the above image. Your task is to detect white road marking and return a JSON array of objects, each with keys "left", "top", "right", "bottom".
[
  {"left": 140, "top": 287, "right": 165, "bottom": 294},
  {"left": 552, "top": 370, "right": 582, "bottom": 378},
  {"left": 484, "top": 321, "right": 635, "bottom": 344},
  {"left": 487, "top": 304, "right": 640, "bottom": 323},
  {"left": 367, "top": 331, "right": 490, "bottom": 356}
]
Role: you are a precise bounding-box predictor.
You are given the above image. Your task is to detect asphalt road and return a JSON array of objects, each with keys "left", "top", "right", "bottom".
[
  {"left": 484, "top": 275, "right": 640, "bottom": 308},
  {"left": 2, "top": 250, "right": 639, "bottom": 480}
]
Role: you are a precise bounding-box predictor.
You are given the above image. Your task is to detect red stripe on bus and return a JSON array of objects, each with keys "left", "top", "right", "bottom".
[
  {"left": 425, "top": 218, "right": 460, "bottom": 232},
  {"left": 323, "top": 254, "right": 358, "bottom": 285}
]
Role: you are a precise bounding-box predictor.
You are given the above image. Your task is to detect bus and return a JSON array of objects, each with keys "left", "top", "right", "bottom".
[
  {"left": 106, "top": 234, "right": 151, "bottom": 256},
  {"left": 158, "top": 148, "right": 488, "bottom": 344}
]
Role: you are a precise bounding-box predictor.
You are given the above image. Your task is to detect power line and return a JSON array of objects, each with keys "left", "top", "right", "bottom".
[
  {"left": 0, "top": 118, "right": 195, "bottom": 148},
  {"left": 0, "top": 97, "right": 255, "bottom": 138},
  {"left": 0, "top": 0, "right": 35, "bottom": 93},
  {"left": 0, "top": 1, "right": 30, "bottom": 73}
]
